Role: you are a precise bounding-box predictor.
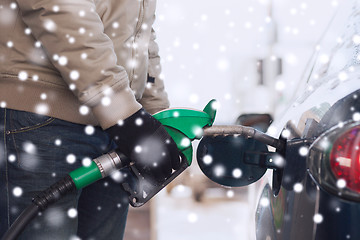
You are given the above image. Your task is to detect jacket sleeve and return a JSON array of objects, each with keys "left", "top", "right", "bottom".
[
  {"left": 15, "top": 0, "right": 142, "bottom": 129},
  {"left": 139, "top": 28, "right": 170, "bottom": 114}
]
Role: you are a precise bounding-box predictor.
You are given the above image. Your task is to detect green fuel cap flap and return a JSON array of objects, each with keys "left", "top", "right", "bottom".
[{"left": 153, "top": 99, "right": 217, "bottom": 165}]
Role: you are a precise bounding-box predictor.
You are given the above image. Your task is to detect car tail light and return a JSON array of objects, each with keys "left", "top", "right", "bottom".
[
  {"left": 329, "top": 126, "right": 360, "bottom": 193},
  {"left": 308, "top": 121, "right": 360, "bottom": 202}
]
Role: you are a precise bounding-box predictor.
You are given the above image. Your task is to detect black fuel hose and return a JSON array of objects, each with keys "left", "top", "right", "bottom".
[
  {"left": 1, "top": 204, "right": 39, "bottom": 240},
  {"left": 1, "top": 175, "right": 76, "bottom": 240}
]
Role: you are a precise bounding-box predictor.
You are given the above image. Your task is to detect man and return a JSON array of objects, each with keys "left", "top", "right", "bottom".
[{"left": 0, "top": 0, "right": 180, "bottom": 239}]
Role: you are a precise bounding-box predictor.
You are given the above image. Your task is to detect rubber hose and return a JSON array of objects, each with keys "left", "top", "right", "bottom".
[
  {"left": 1, "top": 204, "right": 39, "bottom": 240},
  {"left": 1, "top": 175, "right": 76, "bottom": 240}
]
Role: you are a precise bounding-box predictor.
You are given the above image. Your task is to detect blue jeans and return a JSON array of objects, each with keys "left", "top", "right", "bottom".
[{"left": 0, "top": 108, "right": 130, "bottom": 240}]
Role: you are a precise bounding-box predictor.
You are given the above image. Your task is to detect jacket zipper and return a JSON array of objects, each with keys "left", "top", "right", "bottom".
[{"left": 129, "top": 0, "right": 145, "bottom": 83}]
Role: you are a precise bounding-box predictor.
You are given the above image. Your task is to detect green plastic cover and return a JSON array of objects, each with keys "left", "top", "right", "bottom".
[{"left": 153, "top": 99, "right": 217, "bottom": 165}]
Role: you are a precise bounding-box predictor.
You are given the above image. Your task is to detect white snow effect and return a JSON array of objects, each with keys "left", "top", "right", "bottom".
[
  {"left": 217, "top": 58, "right": 230, "bottom": 71},
  {"left": 35, "top": 103, "right": 49, "bottom": 115},
  {"left": 68, "top": 37, "right": 75, "bottom": 44},
  {"left": 313, "top": 213, "right": 323, "bottom": 224},
  {"left": 213, "top": 164, "right": 225, "bottom": 177},
  {"left": 226, "top": 190, "right": 234, "bottom": 198},
  {"left": 66, "top": 154, "right": 76, "bottom": 164},
  {"left": 54, "top": 139, "right": 62, "bottom": 146},
  {"left": 135, "top": 117, "right": 143, "bottom": 126},
  {"left": 338, "top": 71, "right": 348, "bottom": 81},
  {"left": 69, "top": 236, "right": 81, "bottom": 240},
  {"left": 6, "top": 41, "right": 13, "bottom": 48},
  {"left": 189, "top": 93, "right": 199, "bottom": 104},
  {"left": 20, "top": 144, "right": 41, "bottom": 170},
  {"left": 353, "top": 35, "right": 360, "bottom": 45},
  {"left": 180, "top": 138, "right": 191, "bottom": 147},
  {"left": 69, "top": 84, "right": 76, "bottom": 90},
  {"left": 10, "top": 2, "right": 17, "bottom": 9},
  {"left": 134, "top": 145, "right": 142, "bottom": 153},
  {"left": 338, "top": 121, "right": 344, "bottom": 128},
  {"left": 224, "top": 93, "right": 231, "bottom": 100},
  {"left": 81, "top": 53, "right": 88, "bottom": 59},
  {"left": 281, "top": 129, "right": 291, "bottom": 139},
  {"left": 352, "top": 112, "right": 360, "bottom": 121},
  {"left": 219, "top": 45, "right": 227, "bottom": 52},
  {"left": 84, "top": 125, "right": 95, "bottom": 135},
  {"left": 275, "top": 80, "right": 286, "bottom": 91},
  {"left": 128, "top": 59, "right": 138, "bottom": 68},
  {"left": 67, "top": 208, "right": 78, "bottom": 218},
  {"left": 200, "top": 14, "right": 208, "bottom": 21},
  {"left": 273, "top": 155, "right": 285, "bottom": 168},
  {"left": 34, "top": 41, "right": 41, "bottom": 48},
  {"left": 260, "top": 197, "right": 270, "bottom": 207},
  {"left": 336, "top": 179, "right": 346, "bottom": 189},
  {"left": 44, "top": 19, "right": 57, "bottom": 32},
  {"left": 187, "top": 213, "right": 198, "bottom": 223},
  {"left": 24, "top": 28, "right": 31, "bottom": 35},
  {"left": 112, "top": 22, "right": 119, "bottom": 29},
  {"left": 293, "top": 183, "right": 303, "bottom": 193},
  {"left": 78, "top": 27, "right": 86, "bottom": 34},
  {"left": 0, "top": 101, "right": 7, "bottom": 108},
  {"left": 319, "top": 138, "right": 330, "bottom": 150},
  {"left": 53, "top": 54, "right": 59, "bottom": 61},
  {"left": 192, "top": 43, "right": 199, "bottom": 50},
  {"left": 267, "top": 126, "right": 278, "bottom": 136},
  {"left": 110, "top": 171, "right": 124, "bottom": 183},
  {"left": 232, "top": 168, "right": 242, "bottom": 178},
  {"left": 319, "top": 54, "right": 330, "bottom": 64},
  {"left": 172, "top": 111, "right": 180, "bottom": 117},
  {"left": 18, "top": 71, "right": 28, "bottom": 81},
  {"left": 82, "top": 157, "right": 92, "bottom": 167},
  {"left": 70, "top": 70, "right": 80, "bottom": 80},
  {"left": 8, "top": 154, "right": 16, "bottom": 162},
  {"left": 12, "top": 187, "right": 23, "bottom": 197},
  {"left": 299, "top": 146, "right": 309, "bottom": 156},
  {"left": 117, "top": 119, "right": 124, "bottom": 126},
  {"left": 40, "top": 93, "right": 47, "bottom": 100},
  {"left": 101, "top": 96, "right": 111, "bottom": 106},
  {"left": 203, "top": 154, "right": 213, "bottom": 165},
  {"left": 173, "top": 38, "right": 181, "bottom": 47},
  {"left": 32, "top": 75, "right": 39, "bottom": 81},
  {"left": 228, "top": 21, "right": 235, "bottom": 28},
  {"left": 97, "top": 206, "right": 102, "bottom": 211},
  {"left": 331, "top": 0, "right": 339, "bottom": 7},
  {"left": 58, "top": 56, "right": 68, "bottom": 66},
  {"left": 52, "top": 5, "right": 59, "bottom": 12},
  {"left": 45, "top": 207, "right": 65, "bottom": 227},
  {"left": 285, "top": 53, "right": 298, "bottom": 65},
  {"left": 192, "top": 126, "right": 203, "bottom": 137},
  {"left": 79, "top": 105, "right": 89, "bottom": 115},
  {"left": 141, "top": 23, "right": 148, "bottom": 30},
  {"left": 244, "top": 22, "right": 252, "bottom": 29},
  {"left": 23, "top": 142, "right": 37, "bottom": 154},
  {"left": 78, "top": 10, "right": 86, "bottom": 17}
]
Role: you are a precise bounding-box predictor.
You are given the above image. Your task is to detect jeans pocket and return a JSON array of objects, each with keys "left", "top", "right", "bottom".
[{"left": 8, "top": 110, "right": 55, "bottom": 134}]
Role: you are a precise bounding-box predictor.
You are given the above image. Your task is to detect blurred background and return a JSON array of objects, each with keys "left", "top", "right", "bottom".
[{"left": 124, "top": 0, "right": 341, "bottom": 239}]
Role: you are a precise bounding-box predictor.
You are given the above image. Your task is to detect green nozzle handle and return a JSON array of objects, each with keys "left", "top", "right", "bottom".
[{"left": 69, "top": 99, "right": 218, "bottom": 189}]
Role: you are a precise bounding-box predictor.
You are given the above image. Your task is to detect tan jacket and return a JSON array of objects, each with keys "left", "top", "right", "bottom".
[{"left": 0, "top": 0, "right": 169, "bottom": 129}]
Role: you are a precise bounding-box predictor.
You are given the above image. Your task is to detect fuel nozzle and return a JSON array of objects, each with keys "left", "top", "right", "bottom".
[{"left": 1, "top": 100, "right": 218, "bottom": 240}]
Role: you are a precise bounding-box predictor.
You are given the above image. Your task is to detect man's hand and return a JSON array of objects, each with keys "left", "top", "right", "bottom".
[{"left": 106, "top": 109, "right": 182, "bottom": 185}]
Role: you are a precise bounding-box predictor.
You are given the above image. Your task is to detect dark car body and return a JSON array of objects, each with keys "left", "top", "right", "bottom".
[{"left": 255, "top": 1, "right": 360, "bottom": 239}]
